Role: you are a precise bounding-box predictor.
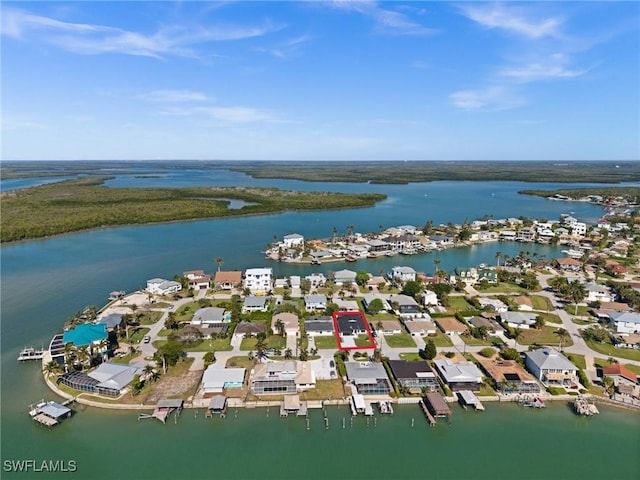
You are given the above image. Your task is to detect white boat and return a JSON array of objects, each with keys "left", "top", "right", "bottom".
[
  {"left": 18, "top": 347, "right": 45, "bottom": 362},
  {"left": 561, "top": 249, "right": 584, "bottom": 259}
]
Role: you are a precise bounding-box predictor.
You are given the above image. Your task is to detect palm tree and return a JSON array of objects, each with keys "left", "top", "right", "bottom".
[
  {"left": 142, "top": 364, "right": 155, "bottom": 381},
  {"left": 255, "top": 337, "right": 267, "bottom": 362},
  {"left": 44, "top": 360, "right": 62, "bottom": 377},
  {"left": 331, "top": 226, "right": 338, "bottom": 246},
  {"left": 555, "top": 328, "right": 570, "bottom": 352},
  {"left": 512, "top": 328, "right": 523, "bottom": 346},
  {"left": 76, "top": 345, "right": 90, "bottom": 369},
  {"left": 275, "top": 319, "right": 285, "bottom": 337},
  {"left": 284, "top": 348, "right": 293, "bottom": 360},
  {"left": 567, "top": 280, "right": 587, "bottom": 316},
  {"left": 215, "top": 257, "right": 224, "bottom": 272}
]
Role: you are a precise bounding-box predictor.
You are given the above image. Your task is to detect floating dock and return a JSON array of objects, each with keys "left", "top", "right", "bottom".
[
  {"left": 18, "top": 347, "right": 45, "bottom": 362},
  {"left": 29, "top": 400, "right": 72, "bottom": 427}
]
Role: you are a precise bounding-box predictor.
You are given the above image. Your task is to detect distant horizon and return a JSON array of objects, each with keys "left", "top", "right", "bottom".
[
  {"left": 2, "top": 159, "right": 639, "bottom": 163},
  {"left": 3, "top": 1, "right": 639, "bottom": 161}
]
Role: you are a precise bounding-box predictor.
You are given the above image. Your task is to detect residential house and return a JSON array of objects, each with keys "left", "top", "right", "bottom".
[
  {"left": 304, "top": 317, "right": 335, "bottom": 337},
  {"left": 478, "top": 298, "right": 508, "bottom": 313},
  {"left": 474, "top": 356, "right": 540, "bottom": 394},
  {"left": 272, "top": 312, "right": 299, "bottom": 337},
  {"left": 555, "top": 258, "right": 582, "bottom": 272},
  {"left": 390, "top": 266, "right": 417, "bottom": 283},
  {"left": 405, "top": 319, "right": 437, "bottom": 336},
  {"left": 333, "top": 269, "right": 357, "bottom": 286},
  {"left": 571, "top": 222, "right": 587, "bottom": 236},
  {"left": 214, "top": 271, "right": 242, "bottom": 290},
  {"left": 422, "top": 290, "right": 439, "bottom": 307},
  {"left": 524, "top": 347, "right": 578, "bottom": 387},
  {"left": 335, "top": 311, "right": 368, "bottom": 337},
  {"left": 430, "top": 235, "right": 454, "bottom": 247},
  {"left": 242, "top": 296, "right": 268, "bottom": 313},
  {"left": 250, "top": 361, "right": 316, "bottom": 395},
  {"left": 367, "top": 239, "right": 390, "bottom": 253},
  {"left": 304, "top": 294, "right": 327, "bottom": 312},
  {"left": 183, "top": 270, "right": 211, "bottom": 290},
  {"left": 59, "top": 362, "right": 144, "bottom": 397},
  {"left": 305, "top": 273, "right": 327, "bottom": 289},
  {"left": 433, "top": 359, "right": 483, "bottom": 392},
  {"left": 388, "top": 294, "right": 421, "bottom": 317},
  {"left": 585, "top": 283, "right": 614, "bottom": 303},
  {"left": 468, "top": 315, "right": 502, "bottom": 333},
  {"left": 334, "top": 299, "right": 359, "bottom": 311},
  {"left": 388, "top": 360, "right": 438, "bottom": 392},
  {"left": 192, "top": 307, "right": 231, "bottom": 327},
  {"left": 602, "top": 364, "right": 639, "bottom": 397},
  {"left": 435, "top": 317, "right": 469, "bottom": 336},
  {"left": 243, "top": 268, "right": 273, "bottom": 295},
  {"left": 500, "top": 311, "right": 537, "bottom": 329},
  {"left": 282, "top": 233, "right": 304, "bottom": 248},
  {"left": 234, "top": 321, "right": 266, "bottom": 338},
  {"left": 96, "top": 313, "right": 125, "bottom": 331},
  {"left": 146, "top": 278, "right": 182, "bottom": 295},
  {"left": 513, "top": 296, "right": 534, "bottom": 312},
  {"left": 609, "top": 312, "right": 640, "bottom": 334},
  {"left": 517, "top": 227, "right": 536, "bottom": 242},
  {"left": 379, "top": 320, "right": 403, "bottom": 335},
  {"left": 362, "top": 294, "right": 391, "bottom": 313},
  {"left": 345, "top": 362, "right": 391, "bottom": 395},
  {"left": 200, "top": 365, "right": 246, "bottom": 396}
]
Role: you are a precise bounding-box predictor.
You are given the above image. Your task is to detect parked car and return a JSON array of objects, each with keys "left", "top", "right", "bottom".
[{"left": 143, "top": 335, "right": 151, "bottom": 343}]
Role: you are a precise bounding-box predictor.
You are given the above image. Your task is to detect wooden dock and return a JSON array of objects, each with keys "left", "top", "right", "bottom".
[{"left": 418, "top": 400, "right": 437, "bottom": 426}]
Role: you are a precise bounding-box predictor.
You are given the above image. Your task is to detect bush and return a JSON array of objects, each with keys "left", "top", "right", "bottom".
[
  {"left": 444, "top": 351, "right": 455, "bottom": 359},
  {"left": 479, "top": 347, "right": 496, "bottom": 358}
]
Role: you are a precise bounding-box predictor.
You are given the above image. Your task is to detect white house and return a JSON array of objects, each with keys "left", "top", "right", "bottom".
[
  {"left": 192, "top": 307, "right": 231, "bottom": 326},
  {"left": 524, "top": 347, "right": 578, "bottom": 386},
  {"left": 478, "top": 298, "right": 508, "bottom": 313},
  {"left": 610, "top": 312, "right": 640, "bottom": 334},
  {"left": 183, "top": 270, "right": 211, "bottom": 290},
  {"left": 200, "top": 365, "right": 246, "bottom": 395},
  {"left": 304, "top": 294, "right": 327, "bottom": 312},
  {"left": 405, "top": 319, "right": 437, "bottom": 336},
  {"left": 390, "top": 266, "right": 417, "bottom": 282},
  {"left": 333, "top": 269, "right": 357, "bottom": 286},
  {"left": 242, "top": 295, "right": 268, "bottom": 313},
  {"left": 146, "top": 278, "right": 182, "bottom": 295},
  {"left": 571, "top": 222, "right": 587, "bottom": 236},
  {"left": 422, "top": 290, "right": 439, "bottom": 306},
  {"left": 585, "top": 283, "right": 614, "bottom": 303},
  {"left": 500, "top": 311, "right": 537, "bottom": 329},
  {"left": 282, "top": 233, "right": 304, "bottom": 248},
  {"left": 304, "top": 317, "right": 335, "bottom": 337},
  {"left": 243, "top": 268, "right": 273, "bottom": 294},
  {"left": 305, "top": 273, "right": 327, "bottom": 288}
]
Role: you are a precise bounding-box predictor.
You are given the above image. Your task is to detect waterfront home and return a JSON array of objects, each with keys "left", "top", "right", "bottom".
[
  {"left": 62, "top": 323, "right": 108, "bottom": 347},
  {"left": 388, "top": 294, "right": 421, "bottom": 317},
  {"left": 250, "top": 361, "right": 315, "bottom": 395},
  {"left": 434, "top": 317, "right": 469, "bottom": 336},
  {"left": 555, "top": 257, "right": 582, "bottom": 272},
  {"left": 146, "top": 278, "right": 182, "bottom": 295},
  {"left": 213, "top": 270, "right": 242, "bottom": 290},
  {"left": 524, "top": 347, "right": 578, "bottom": 387},
  {"left": 304, "top": 317, "right": 335, "bottom": 337},
  {"left": 390, "top": 266, "right": 417, "bottom": 282},
  {"left": 243, "top": 268, "right": 273, "bottom": 295},
  {"left": 602, "top": 365, "right": 639, "bottom": 397},
  {"left": 200, "top": 365, "right": 246, "bottom": 396},
  {"left": 242, "top": 295, "right": 268, "bottom": 313},
  {"left": 499, "top": 230, "right": 517, "bottom": 241},
  {"left": 517, "top": 227, "right": 536, "bottom": 243},
  {"left": 478, "top": 297, "right": 508, "bottom": 313},
  {"left": 345, "top": 362, "right": 392, "bottom": 395},
  {"left": 282, "top": 233, "right": 304, "bottom": 248},
  {"left": 585, "top": 283, "right": 614, "bottom": 303},
  {"left": 405, "top": 319, "right": 437, "bottom": 336},
  {"left": 334, "top": 299, "right": 359, "bottom": 311},
  {"left": 366, "top": 239, "right": 390, "bottom": 253},
  {"left": 272, "top": 312, "right": 299, "bottom": 337},
  {"left": 234, "top": 321, "right": 266, "bottom": 338},
  {"left": 422, "top": 290, "right": 439, "bottom": 307},
  {"left": 474, "top": 355, "right": 540, "bottom": 394},
  {"left": 382, "top": 234, "right": 420, "bottom": 252},
  {"left": 304, "top": 294, "right": 327, "bottom": 312},
  {"left": 388, "top": 360, "right": 438, "bottom": 392},
  {"left": 192, "top": 307, "right": 231, "bottom": 327},
  {"left": 58, "top": 362, "right": 143, "bottom": 397},
  {"left": 379, "top": 320, "right": 403, "bottom": 335},
  {"left": 430, "top": 235, "right": 454, "bottom": 247},
  {"left": 433, "top": 359, "right": 483, "bottom": 392},
  {"left": 610, "top": 333, "right": 640, "bottom": 349},
  {"left": 96, "top": 313, "right": 125, "bottom": 331},
  {"left": 333, "top": 269, "right": 357, "bottom": 286},
  {"left": 500, "top": 311, "right": 537, "bottom": 330},
  {"left": 455, "top": 268, "right": 497, "bottom": 285},
  {"left": 183, "top": 270, "right": 211, "bottom": 290},
  {"left": 362, "top": 293, "right": 391, "bottom": 313},
  {"left": 305, "top": 273, "right": 327, "bottom": 288},
  {"left": 609, "top": 312, "right": 640, "bottom": 334}
]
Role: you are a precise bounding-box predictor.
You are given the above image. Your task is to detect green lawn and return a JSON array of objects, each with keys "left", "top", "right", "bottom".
[
  {"left": 129, "top": 327, "right": 150, "bottom": 344},
  {"left": 459, "top": 334, "right": 493, "bottom": 346},
  {"left": 424, "top": 331, "right": 453, "bottom": 347},
  {"left": 399, "top": 352, "right": 423, "bottom": 361},
  {"left": 529, "top": 295, "right": 553, "bottom": 311},
  {"left": 137, "top": 310, "right": 163, "bottom": 325},
  {"left": 384, "top": 333, "right": 417, "bottom": 348},
  {"left": 571, "top": 318, "right": 593, "bottom": 325},
  {"left": 536, "top": 312, "right": 562, "bottom": 325},
  {"left": 225, "top": 356, "right": 257, "bottom": 369},
  {"left": 240, "top": 335, "right": 286, "bottom": 351},
  {"left": 517, "top": 326, "right": 574, "bottom": 347},
  {"left": 476, "top": 282, "right": 527, "bottom": 294},
  {"left": 448, "top": 296, "right": 473, "bottom": 311},
  {"left": 477, "top": 384, "right": 497, "bottom": 397},
  {"left": 174, "top": 301, "right": 202, "bottom": 322},
  {"left": 564, "top": 305, "right": 592, "bottom": 317},
  {"left": 566, "top": 353, "right": 587, "bottom": 370},
  {"left": 584, "top": 338, "right": 640, "bottom": 362},
  {"left": 355, "top": 334, "right": 374, "bottom": 347},
  {"left": 184, "top": 338, "right": 233, "bottom": 352},
  {"left": 313, "top": 335, "right": 338, "bottom": 350}
]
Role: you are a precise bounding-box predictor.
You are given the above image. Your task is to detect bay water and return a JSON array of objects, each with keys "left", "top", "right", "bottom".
[{"left": 1, "top": 168, "right": 638, "bottom": 479}]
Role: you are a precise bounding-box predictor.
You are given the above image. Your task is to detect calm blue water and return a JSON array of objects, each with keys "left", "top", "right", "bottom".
[{"left": 1, "top": 168, "right": 638, "bottom": 480}]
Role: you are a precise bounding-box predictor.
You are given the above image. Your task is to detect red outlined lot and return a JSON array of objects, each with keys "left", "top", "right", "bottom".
[{"left": 332, "top": 311, "right": 376, "bottom": 351}]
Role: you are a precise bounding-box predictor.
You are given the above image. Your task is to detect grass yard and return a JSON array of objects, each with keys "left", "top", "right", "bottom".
[
  {"left": 355, "top": 334, "right": 374, "bottom": 347},
  {"left": 399, "top": 352, "right": 423, "bottom": 361},
  {"left": 477, "top": 384, "right": 496, "bottom": 396},
  {"left": 564, "top": 305, "right": 592, "bottom": 317},
  {"left": 529, "top": 295, "right": 553, "bottom": 311},
  {"left": 300, "top": 379, "right": 345, "bottom": 401},
  {"left": 448, "top": 296, "right": 473, "bottom": 311},
  {"left": 476, "top": 282, "right": 527, "bottom": 294},
  {"left": 225, "top": 356, "right": 258, "bottom": 369},
  {"left": 424, "top": 331, "right": 453, "bottom": 347},
  {"left": 459, "top": 334, "right": 493, "bottom": 346},
  {"left": 181, "top": 338, "right": 233, "bottom": 352},
  {"left": 240, "top": 335, "right": 286, "bottom": 351},
  {"left": 583, "top": 338, "right": 640, "bottom": 362},
  {"left": 536, "top": 312, "right": 562, "bottom": 325},
  {"left": 313, "top": 335, "right": 338, "bottom": 350},
  {"left": 517, "top": 326, "right": 574, "bottom": 347},
  {"left": 173, "top": 301, "right": 201, "bottom": 322},
  {"left": 384, "top": 333, "right": 417, "bottom": 348},
  {"left": 137, "top": 310, "right": 163, "bottom": 325},
  {"left": 129, "top": 327, "right": 150, "bottom": 344},
  {"left": 566, "top": 353, "right": 587, "bottom": 370}
]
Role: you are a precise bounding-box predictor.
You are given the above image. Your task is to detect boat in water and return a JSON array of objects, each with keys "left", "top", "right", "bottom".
[
  {"left": 522, "top": 397, "right": 546, "bottom": 408},
  {"left": 18, "top": 347, "right": 45, "bottom": 362},
  {"left": 561, "top": 249, "right": 584, "bottom": 259}
]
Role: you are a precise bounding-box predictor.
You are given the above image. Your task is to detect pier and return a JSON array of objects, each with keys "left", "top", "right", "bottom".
[
  {"left": 418, "top": 399, "right": 437, "bottom": 426},
  {"left": 457, "top": 390, "right": 485, "bottom": 411},
  {"left": 206, "top": 395, "right": 227, "bottom": 418},
  {"left": 18, "top": 347, "right": 45, "bottom": 362},
  {"left": 139, "top": 399, "right": 184, "bottom": 424},
  {"left": 29, "top": 400, "right": 72, "bottom": 428},
  {"left": 423, "top": 393, "right": 452, "bottom": 424}
]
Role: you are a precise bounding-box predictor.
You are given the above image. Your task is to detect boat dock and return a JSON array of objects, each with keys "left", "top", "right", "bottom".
[
  {"left": 29, "top": 400, "right": 72, "bottom": 427},
  {"left": 418, "top": 399, "right": 437, "bottom": 426},
  {"left": 457, "top": 390, "right": 485, "bottom": 411},
  {"left": 206, "top": 395, "right": 227, "bottom": 418},
  {"left": 521, "top": 396, "right": 546, "bottom": 408},
  {"left": 422, "top": 393, "right": 452, "bottom": 425},
  {"left": 378, "top": 400, "right": 394, "bottom": 414},
  {"left": 18, "top": 347, "right": 45, "bottom": 362},
  {"left": 574, "top": 395, "right": 599, "bottom": 416},
  {"left": 280, "top": 395, "right": 308, "bottom": 417},
  {"left": 139, "top": 399, "right": 184, "bottom": 424}
]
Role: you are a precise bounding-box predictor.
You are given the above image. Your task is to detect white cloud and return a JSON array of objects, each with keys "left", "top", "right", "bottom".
[
  {"left": 255, "top": 33, "right": 313, "bottom": 59},
  {"left": 138, "top": 90, "right": 211, "bottom": 102},
  {"left": 1, "top": 7, "right": 283, "bottom": 59},
  {"left": 500, "top": 63, "right": 588, "bottom": 82},
  {"left": 459, "top": 3, "right": 563, "bottom": 39},
  {"left": 450, "top": 86, "right": 525, "bottom": 111},
  {"left": 159, "top": 105, "right": 282, "bottom": 125},
  {"left": 1, "top": 114, "right": 48, "bottom": 130},
  {"left": 330, "top": 0, "right": 436, "bottom": 35}
]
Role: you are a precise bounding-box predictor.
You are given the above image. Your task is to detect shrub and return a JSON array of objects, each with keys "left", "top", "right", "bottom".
[{"left": 479, "top": 347, "right": 496, "bottom": 358}]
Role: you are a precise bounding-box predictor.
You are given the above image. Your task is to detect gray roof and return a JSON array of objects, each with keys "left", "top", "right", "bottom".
[
  {"left": 433, "top": 359, "right": 483, "bottom": 383},
  {"left": 392, "top": 266, "right": 416, "bottom": 275},
  {"left": 345, "top": 362, "right": 388, "bottom": 382},
  {"left": 244, "top": 296, "right": 267, "bottom": 308},
  {"left": 389, "top": 294, "right": 419, "bottom": 307},
  {"left": 525, "top": 347, "right": 577, "bottom": 372},
  {"left": 208, "top": 395, "right": 227, "bottom": 410},
  {"left": 39, "top": 402, "right": 71, "bottom": 419},
  {"left": 193, "top": 307, "right": 226, "bottom": 324},
  {"left": 610, "top": 312, "right": 640, "bottom": 325},
  {"left": 501, "top": 311, "right": 537, "bottom": 325},
  {"left": 97, "top": 313, "right": 123, "bottom": 329},
  {"left": 88, "top": 362, "right": 143, "bottom": 391},
  {"left": 304, "top": 294, "right": 327, "bottom": 304},
  {"left": 304, "top": 318, "right": 334, "bottom": 332}
]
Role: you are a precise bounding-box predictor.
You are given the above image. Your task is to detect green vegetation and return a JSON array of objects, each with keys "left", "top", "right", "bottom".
[
  {"left": 225, "top": 356, "right": 257, "bottom": 369},
  {"left": 517, "top": 326, "right": 574, "bottom": 347},
  {"left": 473, "top": 282, "right": 527, "bottom": 294},
  {"left": 399, "top": 352, "right": 423, "bottom": 361},
  {"left": 300, "top": 380, "right": 345, "bottom": 401},
  {"left": 564, "top": 305, "right": 592, "bottom": 317},
  {"left": 313, "top": 335, "right": 338, "bottom": 350},
  {"left": 240, "top": 336, "right": 286, "bottom": 351},
  {"left": 448, "top": 296, "right": 473, "bottom": 311},
  {"left": 520, "top": 186, "right": 640, "bottom": 203},
  {"left": 355, "top": 334, "right": 374, "bottom": 347},
  {"left": 529, "top": 295, "right": 553, "bottom": 311},
  {"left": 546, "top": 386, "right": 567, "bottom": 395},
  {"left": 583, "top": 337, "right": 640, "bottom": 362},
  {"left": 128, "top": 327, "right": 150, "bottom": 344},
  {"left": 384, "top": 333, "right": 417, "bottom": 348},
  {"left": 424, "top": 331, "right": 453, "bottom": 347},
  {"left": 536, "top": 312, "right": 562, "bottom": 325},
  {"left": 0, "top": 177, "right": 386, "bottom": 242},
  {"left": 566, "top": 353, "right": 587, "bottom": 370}
]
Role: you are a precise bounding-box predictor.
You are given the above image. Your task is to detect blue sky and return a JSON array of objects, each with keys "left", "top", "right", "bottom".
[{"left": 2, "top": 1, "right": 638, "bottom": 161}]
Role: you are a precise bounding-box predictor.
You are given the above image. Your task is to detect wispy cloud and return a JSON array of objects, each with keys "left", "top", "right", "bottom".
[
  {"left": 449, "top": 86, "right": 525, "bottom": 111},
  {"left": 255, "top": 33, "right": 313, "bottom": 59},
  {"left": 330, "top": 0, "right": 437, "bottom": 35},
  {"left": 1, "top": 7, "right": 283, "bottom": 59},
  {"left": 160, "top": 105, "right": 284, "bottom": 125},
  {"left": 411, "top": 60, "right": 429, "bottom": 69},
  {"left": 1, "top": 114, "right": 48, "bottom": 130},
  {"left": 138, "top": 90, "right": 211, "bottom": 102},
  {"left": 500, "top": 59, "right": 589, "bottom": 82},
  {"left": 459, "top": 3, "right": 563, "bottom": 39}
]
